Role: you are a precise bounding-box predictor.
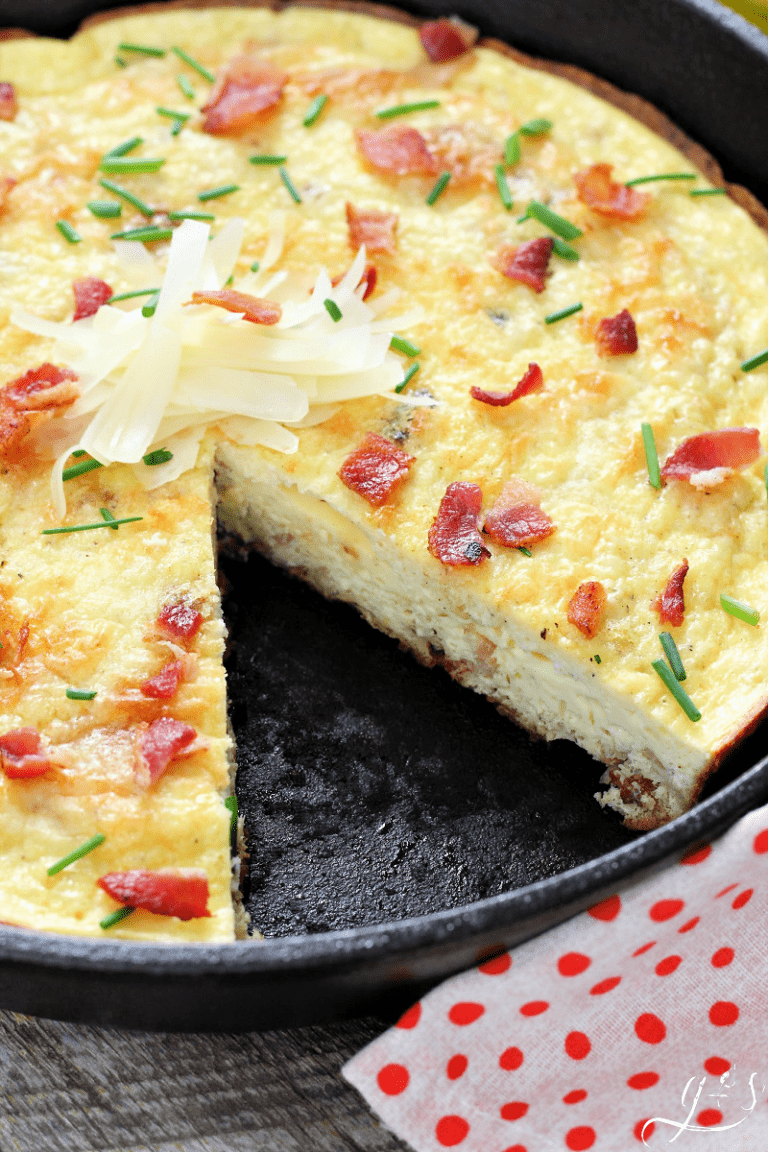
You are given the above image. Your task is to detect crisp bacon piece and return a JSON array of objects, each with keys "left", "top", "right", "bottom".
[
  {"left": 188, "top": 289, "right": 282, "bottom": 325},
  {"left": 483, "top": 477, "right": 555, "bottom": 548},
  {"left": 98, "top": 869, "right": 211, "bottom": 920},
  {"left": 0, "top": 83, "right": 17, "bottom": 122},
  {"left": 202, "top": 55, "right": 286, "bottom": 134},
  {"left": 0, "top": 728, "right": 49, "bottom": 779},
  {"left": 346, "top": 202, "right": 398, "bottom": 255},
  {"left": 420, "top": 17, "right": 478, "bottom": 62},
  {"left": 73, "top": 277, "right": 112, "bottom": 322},
  {"left": 331, "top": 262, "right": 377, "bottom": 300},
  {"left": 493, "top": 238, "right": 553, "bottom": 293},
  {"left": 653, "top": 560, "right": 689, "bottom": 627},
  {"left": 428, "top": 481, "right": 490, "bottom": 566},
  {"left": 357, "top": 126, "right": 437, "bottom": 176},
  {"left": 595, "top": 308, "right": 638, "bottom": 356},
  {"left": 568, "top": 581, "right": 607, "bottom": 638},
  {"left": 140, "top": 717, "right": 197, "bottom": 784},
  {"left": 471, "top": 363, "right": 543, "bottom": 406},
  {"left": 157, "top": 601, "right": 203, "bottom": 640},
  {"left": 574, "top": 163, "right": 649, "bottom": 220},
  {"left": 140, "top": 660, "right": 185, "bottom": 700},
  {"left": 339, "top": 432, "right": 415, "bottom": 507},
  {"left": 661, "top": 428, "right": 761, "bottom": 489},
  {"left": 0, "top": 363, "right": 79, "bottom": 455}
]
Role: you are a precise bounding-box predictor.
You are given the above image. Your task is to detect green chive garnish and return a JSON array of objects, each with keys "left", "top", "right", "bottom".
[
  {"left": 100, "top": 508, "right": 119, "bottom": 531},
  {"left": 118, "top": 42, "right": 165, "bottom": 57},
  {"left": 100, "top": 156, "right": 166, "bottom": 175},
  {"left": 142, "top": 291, "right": 161, "bottom": 318},
  {"left": 62, "top": 457, "right": 103, "bottom": 482},
  {"left": 519, "top": 118, "right": 552, "bottom": 136},
  {"left": 47, "top": 833, "right": 105, "bottom": 876},
  {"left": 157, "top": 106, "right": 190, "bottom": 121},
  {"left": 764, "top": 461, "right": 768, "bottom": 502},
  {"left": 171, "top": 119, "right": 186, "bottom": 136},
  {"left": 143, "top": 448, "right": 173, "bottom": 466},
  {"left": 518, "top": 546, "right": 532, "bottom": 557},
  {"left": 87, "top": 200, "right": 122, "bottom": 219},
  {"left": 66, "top": 687, "right": 98, "bottom": 700},
  {"left": 106, "top": 287, "right": 160, "bottom": 303},
  {"left": 504, "top": 132, "right": 521, "bottom": 166},
  {"left": 98, "top": 178, "right": 154, "bottom": 217},
  {"left": 375, "top": 99, "right": 440, "bottom": 120},
  {"left": 71, "top": 450, "right": 87, "bottom": 458},
  {"left": 56, "top": 221, "right": 81, "bottom": 244},
  {"left": 593, "top": 654, "right": 601, "bottom": 664},
  {"left": 101, "top": 906, "right": 135, "bottom": 930},
  {"left": 177, "top": 74, "right": 195, "bottom": 99},
  {"left": 42, "top": 517, "right": 143, "bottom": 535},
  {"left": 659, "top": 632, "right": 686, "bottom": 681},
  {"left": 494, "top": 164, "right": 513, "bottom": 210},
  {"left": 690, "top": 188, "right": 727, "bottom": 197},
  {"left": 110, "top": 226, "right": 173, "bottom": 242},
  {"left": 168, "top": 213, "right": 214, "bottom": 225},
  {"left": 172, "top": 46, "right": 215, "bottom": 83},
  {"left": 426, "top": 171, "right": 451, "bottom": 205},
  {"left": 324, "top": 299, "right": 342, "bottom": 322},
  {"left": 250, "top": 261, "right": 260, "bottom": 273},
  {"left": 115, "top": 57, "right": 127, "bottom": 68},
  {"left": 198, "top": 183, "right": 239, "bottom": 202},
  {"left": 720, "top": 594, "right": 759, "bottom": 626},
  {"left": 652, "top": 659, "right": 701, "bottom": 721},
  {"left": 102, "top": 136, "right": 143, "bottom": 159},
  {"left": 303, "top": 95, "right": 328, "bottom": 127},
  {"left": 390, "top": 335, "right": 421, "bottom": 357},
  {"left": 224, "top": 275, "right": 234, "bottom": 287},
  {"left": 741, "top": 348, "right": 768, "bottom": 373},
  {"left": 641, "top": 422, "right": 662, "bottom": 489},
  {"left": 524, "top": 199, "right": 583, "bottom": 240},
  {"left": 395, "top": 362, "right": 420, "bottom": 394},
  {"left": 249, "top": 154, "right": 288, "bottom": 165},
  {"left": 551, "top": 236, "right": 580, "bottom": 261},
  {"left": 625, "top": 172, "right": 696, "bottom": 186},
  {"left": 279, "top": 167, "right": 301, "bottom": 204},
  {"left": 224, "top": 795, "right": 238, "bottom": 835},
  {"left": 544, "top": 302, "right": 583, "bottom": 324}
]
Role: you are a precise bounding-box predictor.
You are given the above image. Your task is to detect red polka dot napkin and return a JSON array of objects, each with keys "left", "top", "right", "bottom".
[{"left": 343, "top": 804, "right": 768, "bottom": 1151}]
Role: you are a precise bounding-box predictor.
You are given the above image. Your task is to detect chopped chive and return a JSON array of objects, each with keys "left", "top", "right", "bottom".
[
  {"left": 224, "top": 275, "right": 234, "bottom": 287},
  {"left": 115, "top": 56, "right": 127, "bottom": 68},
  {"left": 66, "top": 687, "right": 98, "bottom": 700},
  {"left": 494, "top": 164, "right": 513, "bottom": 210},
  {"left": 690, "top": 188, "right": 727, "bottom": 197},
  {"left": 106, "top": 287, "right": 160, "bottom": 303},
  {"left": 87, "top": 200, "right": 122, "bottom": 219},
  {"left": 375, "top": 99, "right": 441, "bottom": 120},
  {"left": 324, "top": 298, "right": 342, "bottom": 322},
  {"left": 177, "top": 74, "right": 195, "bottom": 100},
  {"left": 198, "top": 183, "right": 239, "bottom": 202},
  {"left": 659, "top": 632, "right": 686, "bottom": 681},
  {"left": 98, "top": 178, "right": 154, "bottom": 217},
  {"left": 101, "top": 906, "right": 135, "bottom": 930},
  {"left": 249, "top": 154, "right": 288, "bottom": 165},
  {"left": 395, "top": 362, "right": 420, "bottom": 393},
  {"left": 99, "top": 156, "right": 166, "bottom": 175},
  {"left": 156, "top": 106, "right": 191, "bottom": 121},
  {"left": 303, "top": 94, "right": 328, "bottom": 127},
  {"left": 71, "top": 450, "right": 87, "bottom": 458},
  {"left": 390, "top": 335, "right": 421, "bottom": 357},
  {"left": 250, "top": 260, "right": 260, "bottom": 273},
  {"left": 102, "top": 136, "right": 143, "bottom": 160},
  {"left": 741, "top": 348, "right": 768, "bottom": 373},
  {"left": 518, "top": 546, "right": 532, "bottom": 557},
  {"left": 524, "top": 199, "right": 583, "bottom": 240},
  {"left": 118, "top": 42, "right": 165, "bottom": 57},
  {"left": 100, "top": 508, "right": 119, "bottom": 531},
  {"left": 641, "top": 422, "right": 662, "bottom": 489},
  {"left": 56, "top": 221, "right": 81, "bottom": 244},
  {"left": 62, "top": 457, "right": 103, "bottom": 482},
  {"left": 625, "top": 172, "right": 696, "bottom": 186},
  {"left": 519, "top": 118, "right": 552, "bottom": 136},
  {"left": 544, "top": 302, "right": 583, "bottom": 325},
  {"left": 593, "top": 654, "right": 601, "bottom": 664},
  {"left": 42, "top": 517, "right": 143, "bottom": 535},
  {"left": 516, "top": 210, "right": 529, "bottom": 223},
  {"left": 504, "top": 132, "right": 521, "bottom": 166},
  {"left": 142, "top": 290, "right": 161, "bottom": 318},
  {"left": 720, "top": 594, "right": 759, "bottom": 626},
  {"left": 168, "top": 211, "right": 214, "bottom": 221},
  {"left": 551, "top": 236, "right": 580, "bottom": 261},
  {"left": 224, "top": 795, "right": 238, "bottom": 836},
  {"left": 171, "top": 118, "right": 186, "bottom": 137},
  {"left": 172, "top": 46, "right": 215, "bottom": 83},
  {"left": 426, "top": 171, "right": 451, "bottom": 206},
  {"left": 652, "top": 659, "right": 701, "bottom": 722},
  {"left": 47, "top": 833, "right": 105, "bottom": 876},
  {"left": 279, "top": 167, "right": 301, "bottom": 204},
  {"left": 765, "top": 461, "right": 768, "bottom": 502},
  {"left": 143, "top": 448, "right": 173, "bottom": 466},
  {"left": 110, "top": 226, "right": 173, "bottom": 242}
]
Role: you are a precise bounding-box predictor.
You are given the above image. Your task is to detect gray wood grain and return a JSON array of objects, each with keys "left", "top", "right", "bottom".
[{"left": 0, "top": 1010, "right": 411, "bottom": 1152}]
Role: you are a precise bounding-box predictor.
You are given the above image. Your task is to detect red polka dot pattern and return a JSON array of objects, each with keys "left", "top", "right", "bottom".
[
  {"left": 635, "top": 1014, "right": 666, "bottom": 1044},
  {"left": 377, "top": 1064, "right": 409, "bottom": 1095},
  {"left": 448, "top": 1002, "right": 485, "bottom": 1026},
  {"left": 754, "top": 828, "right": 768, "bottom": 853},
  {"left": 732, "top": 888, "right": 753, "bottom": 909},
  {"left": 520, "top": 1000, "right": 549, "bottom": 1017},
  {"left": 697, "top": 1109, "right": 723, "bottom": 1127},
  {"left": 558, "top": 952, "right": 592, "bottom": 977},
  {"left": 716, "top": 883, "right": 738, "bottom": 899},
  {"left": 500, "top": 1101, "right": 529, "bottom": 1121},
  {"left": 499, "top": 1046, "right": 524, "bottom": 1071},
  {"left": 590, "top": 976, "right": 621, "bottom": 995},
  {"left": 678, "top": 916, "right": 700, "bottom": 933},
  {"left": 435, "top": 1115, "right": 470, "bottom": 1146},
  {"left": 563, "top": 1090, "right": 587, "bottom": 1104},
  {"left": 478, "top": 952, "right": 511, "bottom": 975},
  {"left": 565, "top": 1126, "right": 596, "bottom": 1150},
  {"left": 704, "top": 1057, "right": 730, "bottom": 1076},
  {"left": 587, "top": 894, "right": 621, "bottom": 920},
  {"left": 680, "top": 844, "right": 712, "bottom": 865},
  {"left": 634, "top": 1119, "right": 655, "bottom": 1142},
  {"left": 446, "top": 1055, "right": 468, "bottom": 1080},
  {"left": 627, "top": 1072, "right": 660, "bottom": 1090},
  {"left": 565, "top": 1032, "right": 591, "bottom": 1060},
  {"left": 711, "top": 947, "right": 734, "bottom": 968},
  {"left": 633, "top": 941, "right": 656, "bottom": 956},
  {"left": 709, "top": 1001, "right": 739, "bottom": 1026},
  {"left": 654, "top": 955, "right": 681, "bottom": 977},
  {"left": 396, "top": 1003, "right": 421, "bottom": 1029},
  {"left": 501, "top": 1146, "right": 527, "bottom": 1152},
  {"left": 649, "top": 899, "right": 684, "bottom": 922}
]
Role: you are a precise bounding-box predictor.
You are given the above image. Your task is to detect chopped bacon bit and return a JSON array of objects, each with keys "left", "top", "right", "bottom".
[
  {"left": 574, "top": 163, "right": 650, "bottom": 220},
  {"left": 98, "top": 869, "right": 211, "bottom": 920},
  {"left": 568, "top": 581, "right": 607, "bottom": 638},
  {"left": 346, "top": 202, "right": 398, "bottom": 255},
  {"left": 357, "top": 126, "right": 437, "bottom": 176},
  {"left": 202, "top": 55, "right": 286, "bottom": 134},
  {"left": 140, "top": 717, "right": 197, "bottom": 784},
  {"left": 188, "top": 289, "right": 282, "bottom": 325},
  {"left": 420, "top": 17, "right": 478, "bottom": 62},
  {"left": 428, "top": 481, "right": 490, "bottom": 566},
  {"left": 471, "top": 363, "right": 543, "bottom": 407},
  {"left": 0, "top": 83, "right": 17, "bottom": 122},
  {"left": 0, "top": 363, "right": 79, "bottom": 455},
  {"left": 140, "top": 660, "right": 185, "bottom": 700},
  {"left": 0, "top": 728, "right": 50, "bottom": 779},
  {"left": 157, "top": 601, "right": 203, "bottom": 640},
  {"left": 595, "top": 308, "right": 638, "bottom": 356},
  {"left": 483, "top": 477, "right": 555, "bottom": 548},
  {"left": 661, "top": 427, "right": 761, "bottom": 489},
  {"left": 73, "top": 277, "right": 113, "bottom": 322},
  {"left": 331, "top": 262, "right": 377, "bottom": 300},
  {"left": 653, "top": 560, "right": 689, "bottom": 627},
  {"left": 493, "top": 238, "right": 553, "bottom": 293},
  {"left": 339, "top": 432, "right": 415, "bottom": 507}
]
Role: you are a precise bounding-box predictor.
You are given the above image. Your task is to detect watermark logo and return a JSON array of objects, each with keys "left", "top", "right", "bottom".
[{"left": 641, "top": 1069, "right": 765, "bottom": 1143}]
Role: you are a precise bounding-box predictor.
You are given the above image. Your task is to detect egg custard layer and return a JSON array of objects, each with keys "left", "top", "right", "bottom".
[{"left": 2, "top": 4, "right": 768, "bottom": 937}]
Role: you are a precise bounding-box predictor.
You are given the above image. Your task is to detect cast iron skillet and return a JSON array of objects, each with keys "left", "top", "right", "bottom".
[{"left": 1, "top": 0, "right": 768, "bottom": 1032}]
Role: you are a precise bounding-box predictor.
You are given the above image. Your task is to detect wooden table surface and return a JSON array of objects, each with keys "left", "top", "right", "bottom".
[{"left": 0, "top": 1009, "right": 411, "bottom": 1152}]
